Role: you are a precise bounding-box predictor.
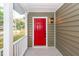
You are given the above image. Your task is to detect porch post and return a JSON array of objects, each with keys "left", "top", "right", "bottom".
[
  {"left": 25, "top": 12, "right": 28, "bottom": 48},
  {"left": 25, "top": 12, "right": 28, "bottom": 36},
  {"left": 3, "top": 3, "right": 13, "bottom": 56}
]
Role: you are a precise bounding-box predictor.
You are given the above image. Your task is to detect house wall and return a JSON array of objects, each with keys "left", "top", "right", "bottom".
[
  {"left": 56, "top": 3, "right": 79, "bottom": 56},
  {"left": 28, "top": 12, "right": 54, "bottom": 47}
]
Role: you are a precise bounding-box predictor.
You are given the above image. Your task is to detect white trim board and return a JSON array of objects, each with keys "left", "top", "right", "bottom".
[
  {"left": 54, "top": 12, "right": 56, "bottom": 47},
  {"left": 32, "top": 17, "right": 48, "bottom": 48}
]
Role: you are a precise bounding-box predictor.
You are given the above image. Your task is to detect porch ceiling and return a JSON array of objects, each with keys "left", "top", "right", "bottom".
[{"left": 13, "top": 3, "right": 64, "bottom": 14}]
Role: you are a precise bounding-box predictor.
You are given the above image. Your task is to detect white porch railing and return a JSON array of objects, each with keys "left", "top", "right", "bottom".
[
  {"left": 13, "top": 36, "right": 28, "bottom": 56},
  {"left": 0, "top": 36, "right": 28, "bottom": 56},
  {"left": 0, "top": 48, "right": 3, "bottom": 56}
]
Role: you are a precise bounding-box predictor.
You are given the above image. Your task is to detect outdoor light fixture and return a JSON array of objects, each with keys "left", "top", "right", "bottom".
[{"left": 49, "top": 17, "right": 54, "bottom": 24}]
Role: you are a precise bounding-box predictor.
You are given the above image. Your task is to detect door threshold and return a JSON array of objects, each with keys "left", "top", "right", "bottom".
[{"left": 33, "top": 46, "right": 47, "bottom": 48}]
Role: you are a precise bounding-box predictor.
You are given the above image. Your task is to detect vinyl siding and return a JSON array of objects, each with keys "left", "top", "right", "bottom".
[
  {"left": 56, "top": 3, "right": 79, "bottom": 56},
  {"left": 28, "top": 12, "right": 54, "bottom": 47}
]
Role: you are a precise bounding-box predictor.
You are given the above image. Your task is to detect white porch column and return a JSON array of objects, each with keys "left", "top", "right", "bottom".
[
  {"left": 25, "top": 12, "right": 28, "bottom": 49},
  {"left": 3, "top": 3, "right": 13, "bottom": 56},
  {"left": 25, "top": 12, "right": 28, "bottom": 36}
]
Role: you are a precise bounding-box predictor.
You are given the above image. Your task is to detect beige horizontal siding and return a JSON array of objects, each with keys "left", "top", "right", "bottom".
[
  {"left": 28, "top": 12, "right": 54, "bottom": 47},
  {"left": 56, "top": 3, "right": 79, "bottom": 56}
]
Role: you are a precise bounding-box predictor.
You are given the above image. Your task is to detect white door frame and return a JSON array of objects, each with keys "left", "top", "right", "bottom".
[{"left": 32, "top": 17, "right": 48, "bottom": 48}]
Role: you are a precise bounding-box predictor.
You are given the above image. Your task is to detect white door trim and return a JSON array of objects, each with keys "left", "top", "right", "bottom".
[{"left": 32, "top": 17, "right": 48, "bottom": 48}]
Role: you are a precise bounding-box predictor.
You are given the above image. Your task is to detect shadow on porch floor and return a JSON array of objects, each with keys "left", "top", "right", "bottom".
[{"left": 24, "top": 47, "right": 62, "bottom": 56}]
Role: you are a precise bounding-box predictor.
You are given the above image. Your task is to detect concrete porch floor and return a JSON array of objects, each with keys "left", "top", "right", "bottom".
[{"left": 24, "top": 47, "right": 62, "bottom": 56}]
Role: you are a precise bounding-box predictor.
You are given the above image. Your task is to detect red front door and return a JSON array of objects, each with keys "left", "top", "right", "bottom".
[{"left": 34, "top": 17, "right": 46, "bottom": 46}]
